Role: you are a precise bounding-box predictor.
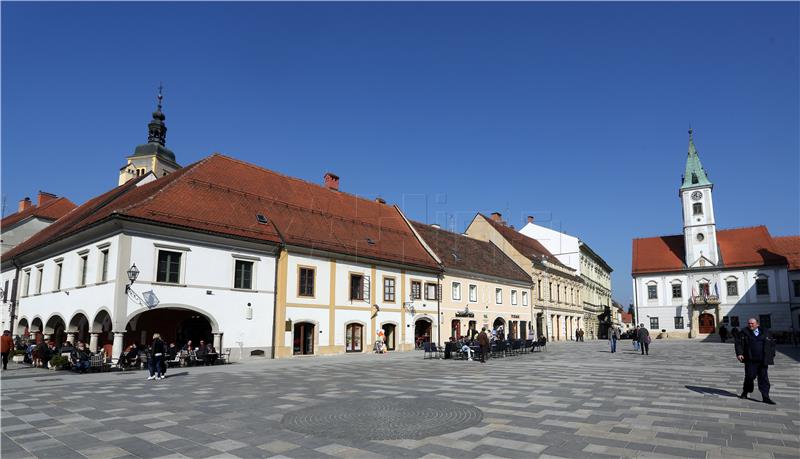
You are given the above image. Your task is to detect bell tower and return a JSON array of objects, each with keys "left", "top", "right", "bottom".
[
  {"left": 119, "top": 85, "right": 180, "bottom": 185},
  {"left": 680, "top": 128, "right": 718, "bottom": 267}
]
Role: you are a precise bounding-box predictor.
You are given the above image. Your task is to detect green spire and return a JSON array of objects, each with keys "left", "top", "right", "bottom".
[{"left": 681, "top": 127, "right": 712, "bottom": 190}]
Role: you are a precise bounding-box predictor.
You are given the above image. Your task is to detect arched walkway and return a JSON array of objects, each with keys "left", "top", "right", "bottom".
[
  {"left": 44, "top": 315, "right": 67, "bottom": 345},
  {"left": 414, "top": 317, "right": 432, "bottom": 349},
  {"left": 68, "top": 312, "right": 90, "bottom": 344},
  {"left": 493, "top": 317, "right": 506, "bottom": 340},
  {"left": 16, "top": 318, "right": 29, "bottom": 338},
  {"left": 125, "top": 307, "right": 216, "bottom": 349}
]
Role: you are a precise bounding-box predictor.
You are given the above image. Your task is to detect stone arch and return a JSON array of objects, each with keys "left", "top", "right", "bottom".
[
  {"left": 68, "top": 311, "right": 91, "bottom": 344},
  {"left": 413, "top": 316, "right": 433, "bottom": 348},
  {"left": 380, "top": 320, "right": 398, "bottom": 351},
  {"left": 44, "top": 314, "right": 67, "bottom": 345},
  {"left": 344, "top": 320, "right": 366, "bottom": 353},
  {"left": 16, "top": 317, "right": 29, "bottom": 337},
  {"left": 92, "top": 308, "right": 113, "bottom": 333},
  {"left": 124, "top": 306, "right": 219, "bottom": 348},
  {"left": 125, "top": 304, "right": 220, "bottom": 334},
  {"left": 30, "top": 316, "right": 43, "bottom": 333}
]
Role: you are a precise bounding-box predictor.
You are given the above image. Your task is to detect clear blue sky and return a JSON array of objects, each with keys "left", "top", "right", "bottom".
[{"left": 3, "top": 2, "right": 798, "bottom": 304}]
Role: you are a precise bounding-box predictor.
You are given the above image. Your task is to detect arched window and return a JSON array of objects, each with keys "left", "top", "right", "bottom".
[{"left": 693, "top": 203, "right": 703, "bottom": 215}]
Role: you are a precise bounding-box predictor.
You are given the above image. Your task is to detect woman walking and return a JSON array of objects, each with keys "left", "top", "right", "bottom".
[{"left": 148, "top": 333, "right": 165, "bottom": 380}]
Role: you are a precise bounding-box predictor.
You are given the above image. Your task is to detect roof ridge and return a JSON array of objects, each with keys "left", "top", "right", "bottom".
[
  {"left": 112, "top": 157, "right": 211, "bottom": 216},
  {"left": 210, "top": 153, "right": 388, "bottom": 207}
]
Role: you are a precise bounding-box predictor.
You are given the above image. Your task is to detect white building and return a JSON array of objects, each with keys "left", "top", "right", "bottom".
[
  {"left": 632, "top": 130, "right": 795, "bottom": 337},
  {"left": 519, "top": 218, "right": 613, "bottom": 339}
]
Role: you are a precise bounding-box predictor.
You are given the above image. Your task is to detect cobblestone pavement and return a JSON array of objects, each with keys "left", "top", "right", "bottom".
[{"left": 2, "top": 340, "right": 799, "bottom": 459}]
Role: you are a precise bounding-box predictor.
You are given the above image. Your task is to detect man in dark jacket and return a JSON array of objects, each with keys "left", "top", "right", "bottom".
[
  {"left": 477, "top": 328, "right": 490, "bottom": 363},
  {"left": 734, "top": 317, "right": 776, "bottom": 405}
]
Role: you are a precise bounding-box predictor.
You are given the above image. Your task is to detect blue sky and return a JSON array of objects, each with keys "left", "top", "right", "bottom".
[{"left": 2, "top": 2, "right": 798, "bottom": 304}]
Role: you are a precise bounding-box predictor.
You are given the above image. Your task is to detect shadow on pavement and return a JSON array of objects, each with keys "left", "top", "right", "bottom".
[{"left": 685, "top": 385, "right": 737, "bottom": 397}]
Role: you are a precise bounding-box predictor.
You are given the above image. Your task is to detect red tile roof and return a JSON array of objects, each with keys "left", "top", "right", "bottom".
[
  {"left": 3, "top": 154, "right": 439, "bottom": 270},
  {"left": 1, "top": 197, "right": 77, "bottom": 229},
  {"left": 479, "top": 214, "right": 568, "bottom": 269},
  {"left": 410, "top": 222, "right": 531, "bottom": 284},
  {"left": 632, "top": 226, "right": 788, "bottom": 274},
  {"left": 621, "top": 312, "right": 633, "bottom": 324},
  {"left": 774, "top": 236, "right": 800, "bottom": 271}
]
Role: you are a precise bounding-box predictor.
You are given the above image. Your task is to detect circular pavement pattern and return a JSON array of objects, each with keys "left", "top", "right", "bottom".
[{"left": 281, "top": 397, "right": 484, "bottom": 441}]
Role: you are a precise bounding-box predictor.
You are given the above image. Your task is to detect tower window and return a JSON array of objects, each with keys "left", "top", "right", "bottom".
[
  {"left": 696, "top": 233, "right": 705, "bottom": 242},
  {"left": 691, "top": 173, "right": 698, "bottom": 184},
  {"left": 692, "top": 203, "right": 703, "bottom": 215}
]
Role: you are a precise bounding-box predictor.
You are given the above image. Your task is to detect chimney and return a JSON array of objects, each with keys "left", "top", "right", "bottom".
[
  {"left": 490, "top": 212, "right": 502, "bottom": 223},
  {"left": 527, "top": 215, "right": 535, "bottom": 223},
  {"left": 37, "top": 191, "right": 57, "bottom": 207},
  {"left": 375, "top": 197, "right": 386, "bottom": 204},
  {"left": 324, "top": 172, "right": 340, "bottom": 191},
  {"left": 431, "top": 224, "right": 441, "bottom": 229},
  {"left": 18, "top": 197, "right": 32, "bottom": 213},
  {"left": 509, "top": 224, "right": 515, "bottom": 230}
]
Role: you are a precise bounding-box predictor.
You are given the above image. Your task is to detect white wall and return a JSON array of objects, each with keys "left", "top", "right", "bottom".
[{"left": 519, "top": 222, "right": 580, "bottom": 271}]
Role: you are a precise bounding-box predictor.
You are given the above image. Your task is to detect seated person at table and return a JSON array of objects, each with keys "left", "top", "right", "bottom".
[
  {"left": 119, "top": 343, "right": 140, "bottom": 369},
  {"left": 166, "top": 343, "right": 178, "bottom": 361},
  {"left": 195, "top": 340, "right": 208, "bottom": 364},
  {"left": 204, "top": 342, "right": 217, "bottom": 365},
  {"left": 181, "top": 340, "right": 193, "bottom": 352},
  {"left": 71, "top": 341, "right": 91, "bottom": 373}
]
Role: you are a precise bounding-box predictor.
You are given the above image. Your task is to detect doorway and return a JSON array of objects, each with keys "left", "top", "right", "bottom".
[
  {"left": 451, "top": 319, "right": 461, "bottom": 339},
  {"left": 699, "top": 313, "right": 715, "bottom": 334},
  {"left": 382, "top": 323, "right": 396, "bottom": 351},
  {"left": 345, "top": 323, "right": 363, "bottom": 352},
  {"left": 414, "top": 318, "right": 432, "bottom": 349},
  {"left": 293, "top": 322, "right": 315, "bottom": 355}
]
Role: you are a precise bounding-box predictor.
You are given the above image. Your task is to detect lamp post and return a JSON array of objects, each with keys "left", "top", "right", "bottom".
[{"left": 126, "top": 264, "right": 139, "bottom": 293}]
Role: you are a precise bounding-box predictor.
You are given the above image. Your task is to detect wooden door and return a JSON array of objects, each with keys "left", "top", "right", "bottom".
[{"left": 699, "top": 313, "right": 715, "bottom": 334}]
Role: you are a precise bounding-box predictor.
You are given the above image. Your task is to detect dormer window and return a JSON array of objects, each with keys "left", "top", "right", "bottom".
[
  {"left": 691, "top": 173, "right": 699, "bottom": 184},
  {"left": 692, "top": 203, "right": 703, "bottom": 215}
]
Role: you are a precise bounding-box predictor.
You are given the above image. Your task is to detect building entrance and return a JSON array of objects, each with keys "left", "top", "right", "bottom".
[
  {"left": 293, "top": 322, "right": 315, "bottom": 355},
  {"left": 699, "top": 313, "right": 715, "bottom": 334}
]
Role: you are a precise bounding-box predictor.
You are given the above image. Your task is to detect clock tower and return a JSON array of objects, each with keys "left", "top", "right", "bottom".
[{"left": 680, "top": 128, "right": 718, "bottom": 267}]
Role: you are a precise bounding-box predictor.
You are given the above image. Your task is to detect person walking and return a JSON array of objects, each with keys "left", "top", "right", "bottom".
[
  {"left": 148, "top": 333, "right": 165, "bottom": 380},
  {"left": 719, "top": 324, "right": 729, "bottom": 343},
  {"left": 735, "top": 318, "right": 776, "bottom": 405},
  {"left": 609, "top": 326, "right": 620, "bottom": 353},
  {"left": 637, "top": 324, "right": 650, "bottom": 355},
  {"left": 1, "top": 330, "right": 13, "bottom": 370},
  {"left": 477, "top": 327, "right": 490, "bottom": 363},
  {"left": 632, "top": 325, "right": 641, "bottom": 352}
]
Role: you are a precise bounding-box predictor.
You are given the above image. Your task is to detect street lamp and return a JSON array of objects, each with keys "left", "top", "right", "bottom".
[{"left": 126, "top": 264, "right": 140, "bottom": 293}]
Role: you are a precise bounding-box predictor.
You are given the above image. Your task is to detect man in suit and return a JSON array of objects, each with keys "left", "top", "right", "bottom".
[{"left": 735, "top": 317, "right": 776, "bottom": 405}]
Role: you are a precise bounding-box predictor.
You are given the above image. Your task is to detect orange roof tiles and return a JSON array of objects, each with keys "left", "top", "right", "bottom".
[
  {"left": 632, "top": 226, "right": 789, "bottom": 274},
  {"left": 480, "top": 214, "right": 567, "bottom": 269},
  {"left": 774, "top": 236, "right": 800, "bottom": 271},
  {"left": 1, "top": 197, "right": 77, "bottom": 229},
  {"left": 3, "top": 154, "right": 439, "bottom": 271}
]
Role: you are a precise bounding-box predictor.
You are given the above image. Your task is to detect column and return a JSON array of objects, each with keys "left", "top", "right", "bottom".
[
  {"left": 43, "top": 334, "right": 51, "bottom": 342},
  {"left": 112, "top": 332, "right": 125, "bottom": 363},
  {"left": 68, "top": 332, "right": 78, "bottom": 345},
  {"left": 213, "top": 333, "right": 222, "bottom": 351},
  {"left": 89, "top": 333, "right": 99, "bottom": 353}
]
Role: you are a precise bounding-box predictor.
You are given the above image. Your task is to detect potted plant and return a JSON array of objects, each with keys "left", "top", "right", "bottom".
[
  {"left": 12, "top": 350, "right": 26, "bottom": 363},
  {"left": 48, "top": 355, "right": 70, "bottom": 371}
]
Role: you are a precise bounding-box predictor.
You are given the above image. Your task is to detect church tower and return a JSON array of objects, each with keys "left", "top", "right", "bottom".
[
  {"left": 680, "top": 128, "right": 718, "bottom": 267},
  {"left": 119, "top": 86, "right": 180, "bottom": 185}
]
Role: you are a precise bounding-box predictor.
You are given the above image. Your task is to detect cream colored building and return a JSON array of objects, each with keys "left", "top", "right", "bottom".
[
  {"left": 410, "top": 222, "right": 534, "bottom": 341},
  {"left": 465, "top": 213, "right": 584, "bottom": 341}
]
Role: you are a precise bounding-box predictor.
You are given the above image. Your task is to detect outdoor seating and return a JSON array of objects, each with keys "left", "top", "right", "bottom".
[
  {"left": 166, "top": 352, "right": 181, "bottom": 368},
  {"left": 423, "top": 342, "right": 443, "bottom": 359}
]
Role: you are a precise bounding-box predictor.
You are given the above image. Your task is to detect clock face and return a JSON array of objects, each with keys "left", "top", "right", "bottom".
[{"left": 691, "top": 191, "right": 703, "bottom": 201}]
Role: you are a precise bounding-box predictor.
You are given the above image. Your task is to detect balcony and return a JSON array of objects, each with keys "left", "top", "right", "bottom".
[{"left": 691, "top": 295, "right": 720, "bottom": 306}]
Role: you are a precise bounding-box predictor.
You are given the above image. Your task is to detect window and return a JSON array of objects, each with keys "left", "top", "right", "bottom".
[
  {"left": 469, "top": 284, "right": 477, "bottom": 302},
  {"left": 537, "top": 280, "right": 542, "bottom": 299},
  {"left": 345, "top": 323, "right": 363, "bottom": 352},
  {"left": 522, "top": 291, "right": 528, "bottom": 306},
  {"left": 2, "top": 280, "right": 7, "bottom": 302},
  {"left": 699, "top": 282, "right": 710, "bottom": 296},
  {"left": 384, "top": 277, "right": 396, "bottom": 302},
  {"left": 234, "top": 260, "right": 254, "bottom": 290},
  {"left": 54, "top": 261, "right": 63, "bottom": 291},
  {"left": 548, "top": 282, "right": 553, "bottom": 301},
  {"left": 674, "top": 317, "right": 684, "bottom": 329},
  {"left": 495, "top": 288, "right": 502, "bottom": 304},
  {"left": 755, "top": 278, "right": 769, "bottom": 296},
  {"left": 692, "top": 203, "right": 703, "bottom": 215},
  {"left": 35, "top": 266, "right": 43, "bottom": 294},
  {"left": 22, "top": 270, "right": 30, "bottom": 296},
  {"left": 759, "top": 314, "right": 771, "bottom": 329},
  {"left": 350, "top": 274, "right": 365, "bottom": 301},
  {"left": 100, "top": 249, "right": 109, "bottom": 282},
  {"left": 649, "top": 317, "right": 659, "bottom": 330},
  {"left": 511, "top": 290, "right": 518, "bottom": 305},
  {"left": 298, "top": 267, "right": 315, "bottom": 297},
  {"left": 794, "top": 280, "right": 800, "bottom": 297},
  {"left": 451, "top": 282, "right": 461, "bottom": 301},
  {"left": 425, "top": 282, "right": 438, "bottom": 300},
  {"left": 726, "top": 280, "right": 738, "bottom": 296},
  {"left": 411, "top": 281, "right": 421, "bottom": 300},
  {"left": 729, "top": 316, "right": 740, "bottom": 327},
  {"left": 556, "top": 284, "right": 560, "bottom": 303},
  {"left": 79, "top": 254, "right": 89, "bottom": 286},
  {"left": 671, "top": 283, "right": 682, "bottom": 298},
  {"left": 156, "top": 250, "right": 181, "bottom": 284},
  {"left": 647, "top": 284, "right": 658, "bottom": 299}
]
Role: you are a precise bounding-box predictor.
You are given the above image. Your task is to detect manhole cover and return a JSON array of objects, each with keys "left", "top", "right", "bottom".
[{"left": 281, "top": 397, "right": 483, "bottom": 440}]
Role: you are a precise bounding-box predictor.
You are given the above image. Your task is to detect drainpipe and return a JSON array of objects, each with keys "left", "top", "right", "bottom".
[
  {"left": 437, "top": 275, "right": 442, "bottom": 346},
  {"left": 271, "top": 247, "right": 282, "bottom": 359},
  {"left": 9, "top": 258, "right": 21, "bottom": 335}
]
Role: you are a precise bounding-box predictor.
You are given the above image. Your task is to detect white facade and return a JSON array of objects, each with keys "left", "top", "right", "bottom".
[
  {"left": 681, "top": 186, "right": 719, "bottom": 267},
  {"left": 519, "top": 223, "right": 580, "bottom": 270},
  {"left": 633, "top": 266, "right": 792, "bottom": 336},
  {"left": 5, "top": 223, "right": 278, "bottom": 362}
]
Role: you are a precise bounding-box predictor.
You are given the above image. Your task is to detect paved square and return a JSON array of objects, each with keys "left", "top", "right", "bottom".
[{"left": 2, "top": 340, "right": 798, "bottom": 458}]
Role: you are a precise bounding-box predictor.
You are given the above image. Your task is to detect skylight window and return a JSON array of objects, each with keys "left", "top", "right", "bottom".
[
  {"left": 366, "top": 238, "right": 376, "bottom": 245},
  {"left": 256, "top": 214, "right": 268, "bottom": 224}
]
